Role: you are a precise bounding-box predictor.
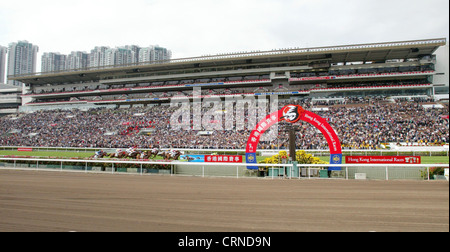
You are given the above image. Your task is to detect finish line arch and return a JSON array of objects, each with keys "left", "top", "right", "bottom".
[{"left": 245, "top": 105, "right": 342, "bottom": 170}]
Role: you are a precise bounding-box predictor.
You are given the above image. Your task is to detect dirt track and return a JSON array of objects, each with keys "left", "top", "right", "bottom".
[{"left": 0, "top": 169, "right": 448, "bottom": 232}]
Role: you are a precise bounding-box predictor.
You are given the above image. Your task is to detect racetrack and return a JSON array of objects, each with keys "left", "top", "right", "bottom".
[{"left": 0, "top": 169, "right": 448, "bottom": 232}]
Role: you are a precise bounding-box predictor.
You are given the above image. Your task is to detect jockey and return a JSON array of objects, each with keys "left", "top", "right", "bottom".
[
  {"left": 126, "top": 146, "right": 137, "bottom": 155},
  {"left": 170, "top": 149, "right": 179, "bottom": 158},
  {"left": 94, "top": 150, "right": 104, "bottom": 158},
  {"left": 115, "top": 149, "right": 123, "bottom": 157}
]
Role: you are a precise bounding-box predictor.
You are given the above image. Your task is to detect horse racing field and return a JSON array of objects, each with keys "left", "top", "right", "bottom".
[{"left": 0, "top": 169, "right": 448, "bottom": 232}]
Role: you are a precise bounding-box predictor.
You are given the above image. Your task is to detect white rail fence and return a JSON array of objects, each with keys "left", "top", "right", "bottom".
[
  {"left": 1, "top": 146, "right": 449, "bottom": 156},
  {"left": 0, "top": 157, "right": 448, "bottom": 181}
]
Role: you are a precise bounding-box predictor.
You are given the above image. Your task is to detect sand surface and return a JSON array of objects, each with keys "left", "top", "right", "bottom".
[{"left": 0, "top": 169, "right": 448, "bottom": 232}]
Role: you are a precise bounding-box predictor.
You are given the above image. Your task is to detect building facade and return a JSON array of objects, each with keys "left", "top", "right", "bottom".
[
  {"left": 433, "top": 45, "right": 449, "bottom": 99},
  {"left": 66, "top": 51, "right": 89, "bottom": 70},
  {"left": 40, "top": 45, "right": 172, "bottom": 72},
  {"left": 139, "top": 46, "right": 172, "bottom": 63},
  {"left": 0, "top": 83, "right": 22, "bottom": 115},
  {"left": 104, "top": 47, "right": 137, "bottom": 66},
  {"left": 88, "top": 46, "right": 109, "bottom": 68},
  {"left": 0, "top": 46, "right": 7, "bottom": 84},
  {"left": 7, "top": 41, "right": 39, "bottom": 86},
  {"left": 41, "top": 52, "right": 67, "bottom": 73}
]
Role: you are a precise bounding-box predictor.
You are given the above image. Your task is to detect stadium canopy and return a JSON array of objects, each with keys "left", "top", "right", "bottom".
[{"left": 9, "top": 38, "right": 446, "bottom": 86}]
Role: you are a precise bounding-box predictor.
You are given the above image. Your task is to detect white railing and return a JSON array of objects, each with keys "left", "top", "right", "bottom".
[
  {"left": 0, "top": 157, "right": 290, "bottom": 178},
  {"left": 0, "top": 157, "right": 448, "bottom": 181},
  {"left": 1, "top": 146, "right": 448, "bottom": 156}
]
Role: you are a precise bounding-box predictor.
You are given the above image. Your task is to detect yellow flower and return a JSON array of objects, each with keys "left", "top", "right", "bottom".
[{"left": 259, "top": 150, "right": 328, "bottom": 165}]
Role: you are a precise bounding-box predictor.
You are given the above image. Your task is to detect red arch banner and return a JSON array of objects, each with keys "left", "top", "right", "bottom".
[{"left": 246, "top": 105, "right": 342, "bottom": 170}]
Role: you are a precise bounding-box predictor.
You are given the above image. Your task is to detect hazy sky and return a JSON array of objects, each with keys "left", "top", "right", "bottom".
[{"left": 0, "top": 0, "right": 448, "bottom": 60}]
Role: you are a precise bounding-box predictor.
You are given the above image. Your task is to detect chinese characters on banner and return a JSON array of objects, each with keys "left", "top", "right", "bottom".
[{"left": 205, "top": 155, "right": 243, "bottom": 163}]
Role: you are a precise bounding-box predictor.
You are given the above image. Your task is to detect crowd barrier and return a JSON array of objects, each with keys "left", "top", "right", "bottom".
[
  {"left": 0, "top": 157, "right": 448, "bottom": 181},
  {"left": 1, "top": 146, "right": 448, "bottom": 157}
]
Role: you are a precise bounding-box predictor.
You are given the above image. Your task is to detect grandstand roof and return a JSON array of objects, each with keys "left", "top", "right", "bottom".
[{"left": 10, "top": 38, "right": 446, "bottom": 86}]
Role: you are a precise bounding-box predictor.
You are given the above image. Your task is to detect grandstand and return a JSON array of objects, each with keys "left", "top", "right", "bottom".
[
  {"left": 8, "top": 38, "right": 448, "bottom": 111},
  {"left": 1, "top": 38, "right": 448, "bottom": 150},
  {"left": 0, "top": 84, "right": 22, "bottom": 115}
]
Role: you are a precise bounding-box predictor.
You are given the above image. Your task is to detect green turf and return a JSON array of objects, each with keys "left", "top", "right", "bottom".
[
  {"left": 0, "top": 150, "right": 168, "bottom": 160},
  {"left": 0, "top": 150, "right": 93, "bottom": 158},
  {"left": 1, "top": 150, "right": 448, "bottom": 164}
]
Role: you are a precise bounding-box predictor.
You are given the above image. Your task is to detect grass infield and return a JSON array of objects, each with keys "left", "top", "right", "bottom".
[{"left": 0, "top": 150, "right": 448, "bottom": 164}]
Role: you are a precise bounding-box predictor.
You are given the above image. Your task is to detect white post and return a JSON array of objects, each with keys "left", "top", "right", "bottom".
[
  {"left": 386, "top": 166, "right": 389, "bottom": 181},
  {"left": 427, "top": 166, "right": 430, "bottom": 181}
]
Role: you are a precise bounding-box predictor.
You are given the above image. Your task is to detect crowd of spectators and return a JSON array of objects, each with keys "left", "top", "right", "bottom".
[
  {"left": 30, "top": 78, "right": 431, "bottom": 105},
  {"left": 318, "top": 102, "right": 448, "bottom": 149},
  {"left": 25, "top": 75, "right": 271, "bottom": 95},
  {"left": 0, "top": 98, "right": 448, "bottom": 150},
  {"left": 27, "top": 66, "right": 432, "bottom": 99}
]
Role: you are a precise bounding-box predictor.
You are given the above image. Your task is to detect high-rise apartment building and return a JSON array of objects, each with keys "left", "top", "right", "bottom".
[
  {"left": 0, "top": 46, "right": 7, "bottom": 83},
  {"left": 104, "top": 47, "right": 136, "bottom": 66},
  {"left": 7, "top": 41, "right": 39, "bottom": 86},
  {"left": 138, "top": 46, "right": 153, "bottom": 63},
  {"left": 88, "top": 45, "right": 171, "bottom": 68},
  {"left": 153, "top": 46, "right": 172, "bottom": 62},
  {"left": 123, "top": 45, "right": 141, "bottom": 62},
  {"left": 66, "top": 51, "right": 89, "bottom": 70},
  {"left": 89, "top": 46, "right": 109, "bottom": 68},
  {"left": 41, "top": 52, "right": 67, "bottom": 73},
  {"left": 139, "top": 46, "right": 172, "bottom": 63}
]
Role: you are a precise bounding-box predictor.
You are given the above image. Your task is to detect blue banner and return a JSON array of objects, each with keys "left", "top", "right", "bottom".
[
  {"left": 329, "top": 154, "right": 342, "bottom": 171},
  {"left": 185, "top": 82, "right": 224, "bottom": 87},
  {"left": 246, "top": 153, "right": 258, "bottom": 170},
  {"left": 180, "top": 155, "right": 205, "bottom": 162}
]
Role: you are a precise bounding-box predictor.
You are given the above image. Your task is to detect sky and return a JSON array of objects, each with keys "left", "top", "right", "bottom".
[{"left": 0, "top": 0, "right": 449, "bottom": 68}]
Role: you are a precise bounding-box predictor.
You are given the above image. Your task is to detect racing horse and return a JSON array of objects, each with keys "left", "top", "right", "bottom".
[
  {"left": 138, "top": 150, "right": 157, "bottom": 159},
  {"left": 127, "top": 150, "right": 142, "bottom": 159},
  {"left": 138, "top": 148, "right": 162, "bottom": 160},
  {"left": 97, "top": 148, "right": 149, "bottom": 159},
  {"left": 139, "top": 150, "right": 151, "bottom": 159},
  {"left": 91, "top": 150, "right": 109, "bottom": 159},
  {"left": 107, "top": 150, "right": 128, "bottom": 159},
  {"left": 161, "top": 150, "right": 182, "bottom": 161},
  {"left": 148, "top": 148, "right": 161, "bottom": 159}
]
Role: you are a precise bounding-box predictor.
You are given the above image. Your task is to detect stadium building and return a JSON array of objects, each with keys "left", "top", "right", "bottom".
[
  {"left": 0, "top": 84, "right": 22, "bottom": 115},
  {"left": 9, "top": 38, "right": 448, "bottom": 112}
]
